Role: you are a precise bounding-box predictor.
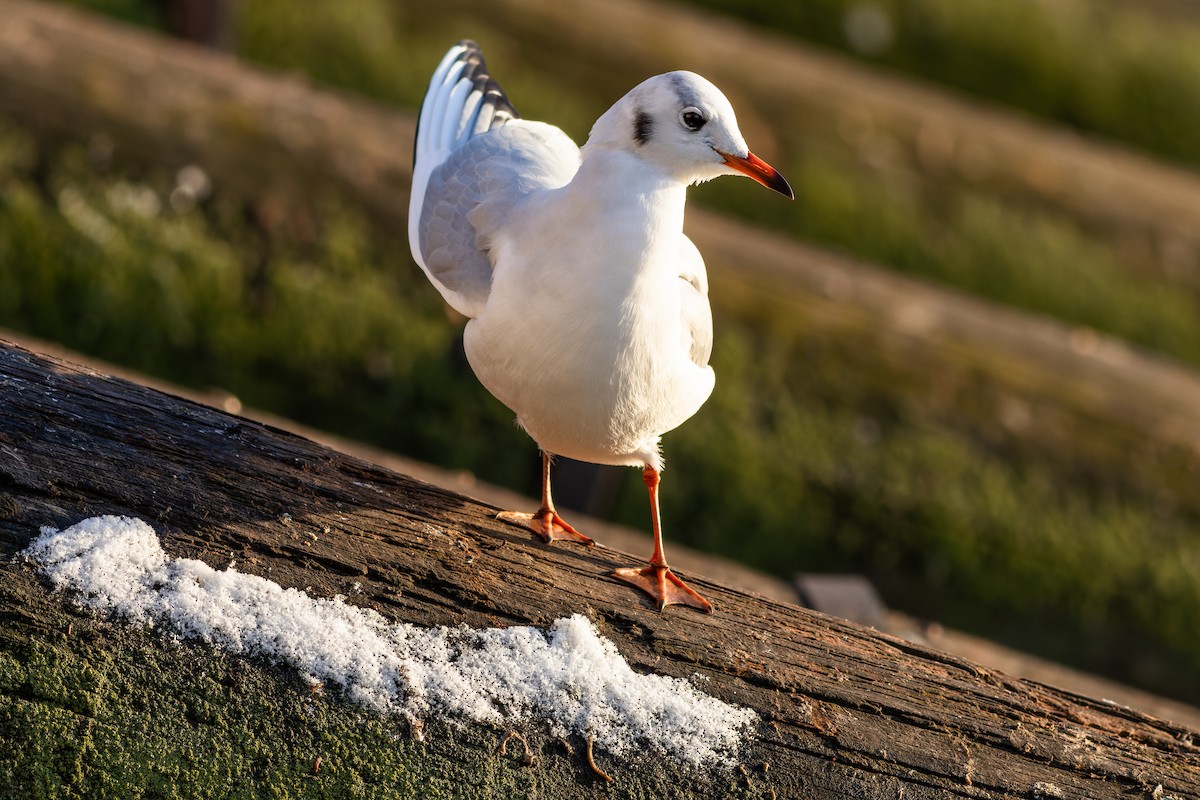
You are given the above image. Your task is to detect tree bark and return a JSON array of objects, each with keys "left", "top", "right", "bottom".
[{"left": 2, "top": 341, "right": 1198, "bottom": 797}]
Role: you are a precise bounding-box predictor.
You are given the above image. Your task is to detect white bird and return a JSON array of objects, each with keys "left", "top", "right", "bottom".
[{"left": 409, "top": 41, "right": 792, "bottom": 613}]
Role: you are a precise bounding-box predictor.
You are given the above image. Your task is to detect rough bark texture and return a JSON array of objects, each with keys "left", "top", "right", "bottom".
[{"left": 3, "top": 340, "right": 1199, "bottom": 798}]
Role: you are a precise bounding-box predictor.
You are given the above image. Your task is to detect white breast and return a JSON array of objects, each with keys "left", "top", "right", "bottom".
[{"left": 462, "top": 153, "right": 715, "bottom": 469}]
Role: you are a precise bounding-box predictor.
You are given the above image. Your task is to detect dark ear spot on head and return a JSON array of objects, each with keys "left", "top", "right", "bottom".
[{"left": 633, "top": 109, "right": 653, "bottom": 145}]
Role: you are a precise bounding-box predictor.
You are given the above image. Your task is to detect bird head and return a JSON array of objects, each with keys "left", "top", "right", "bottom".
[{"left": 586, "top": 70, "right": 793, "bottom": 199}]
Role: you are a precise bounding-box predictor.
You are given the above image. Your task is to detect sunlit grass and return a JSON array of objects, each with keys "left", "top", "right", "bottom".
[
  {"left": 692, "top": 0, "right": 1200, "bottom": 169},
  {"left": 49, "top": 0, "right": 1200, "bottom": 367}
]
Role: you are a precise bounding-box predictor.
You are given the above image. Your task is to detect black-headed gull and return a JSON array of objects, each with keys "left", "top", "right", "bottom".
[{"left": 409, "top": 41, "right": 792, "bottom": 613}]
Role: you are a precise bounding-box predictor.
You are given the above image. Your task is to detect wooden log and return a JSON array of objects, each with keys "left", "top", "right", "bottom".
[
  {"left": 2, "top": 343, "right": 1199, "bottom": 797},
  {"left": 2, "top": 0, "right": 1199, "bottom": 515},
  {"left": 10, "top": 326, "right": 1200, "bottom": 733}
]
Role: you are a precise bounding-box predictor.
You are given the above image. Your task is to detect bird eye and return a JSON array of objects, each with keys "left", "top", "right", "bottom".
[{"left": 680, "top": 108, "right": 706, "bottom": 131}]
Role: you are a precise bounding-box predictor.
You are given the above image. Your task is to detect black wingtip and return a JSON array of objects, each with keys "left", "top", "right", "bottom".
[{"left": 455, "top": 40, "right": 520, "bottom": 126}]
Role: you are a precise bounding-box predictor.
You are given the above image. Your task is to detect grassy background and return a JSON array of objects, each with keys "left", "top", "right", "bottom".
[
  {"left": 694, "top": 0, "right": 1200, "bottom": 171},
  {"left": 3, "top": 0, "right": 1199, "bottom": 703}
]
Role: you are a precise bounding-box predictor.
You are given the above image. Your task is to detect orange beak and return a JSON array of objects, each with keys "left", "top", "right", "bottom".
[{"left": 718, "top": 150, "right": 794, "bottom": 199}]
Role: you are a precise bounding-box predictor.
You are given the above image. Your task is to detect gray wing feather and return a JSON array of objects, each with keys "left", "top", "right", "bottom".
[
  {"left": 409, "top": 41, "right": 578, "bottom": 318},
  {"left": 678, "top": 235, "right": 713, "bottom": 367},
  {"left": 419, "top": 123, "right": 579, "bottom": 318}
]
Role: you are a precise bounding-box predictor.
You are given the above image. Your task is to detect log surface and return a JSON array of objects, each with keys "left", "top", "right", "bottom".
[{"left": 2, "top": 341, "right": 1198, "bottom": 798}]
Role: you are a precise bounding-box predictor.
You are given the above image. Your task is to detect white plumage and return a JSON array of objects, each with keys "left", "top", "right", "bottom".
[{"left": 409, "top": 41, "right": 792, "bottom": 612}]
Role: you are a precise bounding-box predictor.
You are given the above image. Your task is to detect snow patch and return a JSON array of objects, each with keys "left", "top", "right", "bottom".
[{"left": 23, "top": 515, "right": 754, "bottom": 766}]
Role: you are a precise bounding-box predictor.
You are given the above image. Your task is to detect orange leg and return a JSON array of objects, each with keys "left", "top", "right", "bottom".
[
  {"left": 612, "top": 466, "right": 712, "bottom": 613},
  {"left": 497, "top": 451, "right": 594, "bottom": 545}
]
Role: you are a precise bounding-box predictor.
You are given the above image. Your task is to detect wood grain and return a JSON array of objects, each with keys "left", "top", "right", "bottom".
[{"left": 3, "top": 340, "right": 1198, "bottom": 798}]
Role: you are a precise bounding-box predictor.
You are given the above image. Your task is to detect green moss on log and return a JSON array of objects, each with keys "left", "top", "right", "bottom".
[{"left": 0, "top": 567, "right": 763, "bottom": 799}]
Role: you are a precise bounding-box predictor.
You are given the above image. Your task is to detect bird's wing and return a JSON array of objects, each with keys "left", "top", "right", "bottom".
[
  {"left": 409, "top": 41, "right": 580, "bottom": 318},
  {"left": 678, "top": 234, "right": 714, "bottom": 368}
]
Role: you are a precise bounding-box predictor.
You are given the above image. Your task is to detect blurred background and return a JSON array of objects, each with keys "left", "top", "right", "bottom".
[{"left": 2, "top": 0, "right": 1199, "bottom": 703}]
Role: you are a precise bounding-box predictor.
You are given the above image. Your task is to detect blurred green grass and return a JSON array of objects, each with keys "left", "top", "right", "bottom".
[
  {"left": 4, "top": 0, "right": 1199, "bottom": 701},
  {"left": 55, "top": 0, "right": 1200, "bottom": 366},
  {"left": 0, "top": 128, "right": 526, "bottom": 479},
  {"left": 693, "top": 0, "right": 1200, "bottom": 171},
  {"left": 244, "top": 0, "right": 1200, "bottom": 370}
]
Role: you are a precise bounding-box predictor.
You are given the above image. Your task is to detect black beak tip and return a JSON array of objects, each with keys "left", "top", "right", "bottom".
[{"left": 774, "top": 173, "right": 795, "bottom": 201}]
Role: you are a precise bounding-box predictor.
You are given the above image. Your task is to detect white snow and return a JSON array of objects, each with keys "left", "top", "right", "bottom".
[{"left": 22, "top": 515, "right": 755, "bottom": 766}]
